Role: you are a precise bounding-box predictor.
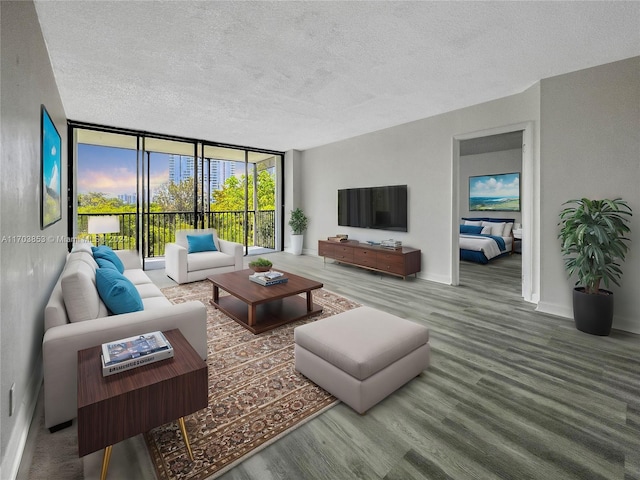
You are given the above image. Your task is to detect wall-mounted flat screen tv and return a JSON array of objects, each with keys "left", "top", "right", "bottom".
[
  {"left": 338, "top": 185, "right": 408, "bottom": 232},
  {"left": 469, "top": 172, "right": 520, "bottom": 212}
]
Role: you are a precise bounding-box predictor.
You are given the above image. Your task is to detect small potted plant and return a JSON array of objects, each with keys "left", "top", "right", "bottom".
[
  {"left": 248, "top": 257, "right": 272, "bottom": 273},
  {"left": 558, "top": 197, "right": 632, "bottom": 335},
  {"left": 288, "top": 208, "right": 309, "bottom": 256}
]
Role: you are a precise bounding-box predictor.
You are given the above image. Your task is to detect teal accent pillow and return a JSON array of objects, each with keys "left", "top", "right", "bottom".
[
  {"left": 460, "top": 225, "right": 484, "bottom": 234},
  {"left": 187, "top": 234, "right": 218, "bottom": 253},
  {"left": 95, "top": 268, "right": 143, "bottom": 314},
  {"left": 92, "top": 245, "right": 125, "bottom": 273},
  {"left": 95, "top": 257, "right": 118, "bottom": 270}
]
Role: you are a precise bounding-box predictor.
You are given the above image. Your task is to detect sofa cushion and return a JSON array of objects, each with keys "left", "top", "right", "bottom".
[
  {"left": 67, "top": 251, "right": 99, "bottom": 271},
  {"left": 92, "top": 245, "right": 125, "bottom": 273},
  {"left": 123, "top": 269, "right": 153, "bottom": 285},
  {"left": 135, "top": 282, "right": 165, "bottom": 299},
  {"left": 141, "top": 296, "right": 173, "bottom": 309},
  {"left": 187, "top": 233, "right": 218, "bottom": 253},
  {"left": 70, "top": 242, "right": 93, "bottom": 254},
  {"left": 61, "top": 259, "right": 108, "bottom": 322},
  {"left": 96, "top": 268, "right": 144, "bottom": 314},
  {"left": 188, "top": 251, "right": 235, "bottom": 271}
]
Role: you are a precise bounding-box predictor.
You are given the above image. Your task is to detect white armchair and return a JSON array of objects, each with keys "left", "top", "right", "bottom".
[{"left": 165, "top": 228, "right": 243, "bottom": 284}]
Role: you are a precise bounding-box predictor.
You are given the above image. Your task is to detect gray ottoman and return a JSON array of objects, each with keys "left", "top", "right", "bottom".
[{"left": 294, "top": 306, "right": 430, "bottom": 414}]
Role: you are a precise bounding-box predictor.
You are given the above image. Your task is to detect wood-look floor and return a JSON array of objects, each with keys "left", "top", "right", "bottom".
[
  {"left": 218, "top": 252, "right": 640, "bottom": 480},
  {"left": 18, "top": 252, "right": 640, "bottom": 480}
]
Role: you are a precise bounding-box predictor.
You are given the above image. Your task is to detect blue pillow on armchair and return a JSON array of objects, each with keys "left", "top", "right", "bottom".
[{"left": 187, "top": 234, "right": 218, "bottom": 253}]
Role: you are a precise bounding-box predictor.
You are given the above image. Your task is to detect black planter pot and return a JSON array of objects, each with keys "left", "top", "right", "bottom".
[{"left": 572, "top": 287, "right": 614, "bottom": 336}]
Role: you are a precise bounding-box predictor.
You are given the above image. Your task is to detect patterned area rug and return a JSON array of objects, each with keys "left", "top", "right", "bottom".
[{"left": 144, "top": 281, "right": 360, "bottom": 480}]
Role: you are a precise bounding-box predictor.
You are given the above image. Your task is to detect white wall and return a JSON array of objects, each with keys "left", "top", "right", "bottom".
[
  {"left": 460, "top": 148, "right": 523, "bottom": 223},
  {"left": 283, "top": 149, "right": 303, "bottom": 252},
  {"left": 0, "top": 2, "right": 68, "bottom": 477},
  {"left": 300, "top": 85, "right": 541, "bottom": 285},
  {"left": 298, "top": 56, "right": 639, "bottom": 334},
  {"left": 537, "top": 56, "right": 640, "bottom": 333}
]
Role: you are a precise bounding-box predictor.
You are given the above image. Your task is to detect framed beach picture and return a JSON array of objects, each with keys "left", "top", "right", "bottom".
[
  {"left": 469, "top": 172, "right": 520, "bottom": 212},
  {"left": 41, "top": 105, "right": 62, "bottom": 229}
]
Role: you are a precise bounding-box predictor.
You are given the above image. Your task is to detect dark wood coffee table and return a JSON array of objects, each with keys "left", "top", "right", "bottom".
[
  {"left": 208, "top": 269, "right": 323, "bottom": 334},
  {"left": 77, "top": 329, "right": 208, "bottom": 480}
]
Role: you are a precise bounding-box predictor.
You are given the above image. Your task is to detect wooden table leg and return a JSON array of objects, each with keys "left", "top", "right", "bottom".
[
  {"left": 248, "top": 304, "right": 256, "bottom": 327},
  {"left": 178, "top": 417, "right": 194, "bottom": 461},
  {"left": 306, "top": 291, "right": 313, "bottom": 311},
  {"left": 213, "top": 285, "right": 219, "bottom": 306},
  {"left": 100, "top": 445, "right": 112, "bottom": 480}
]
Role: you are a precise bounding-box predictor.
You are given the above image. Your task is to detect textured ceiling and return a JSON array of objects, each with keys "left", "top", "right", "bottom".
[{"left": 34, "top": 1, "right": 639, "bottom": 152}]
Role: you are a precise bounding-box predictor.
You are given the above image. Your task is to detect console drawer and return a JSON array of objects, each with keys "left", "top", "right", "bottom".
[
  {"left": 377, "top": 251, "right": 405, "bottom": 274},
  {"left": 354, "top": 248, "right": 377, "bottom": 268},
  {"left": 333, "top": 245, "right": 354, "bottom": 262},
  {"left": 318, "top": 242, "right": 335, "bottom": 257}
]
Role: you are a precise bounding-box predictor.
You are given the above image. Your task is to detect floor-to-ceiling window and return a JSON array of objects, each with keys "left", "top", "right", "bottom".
[{"left": 70, "top": 123, "right": 284, "bottom": 261}]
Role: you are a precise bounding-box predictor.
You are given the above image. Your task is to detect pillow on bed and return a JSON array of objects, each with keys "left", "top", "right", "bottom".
[
  {"left": 481, "top": 225, "right": 493, "bottom": 235},
  {"left": 503, "top": 222, "right": 514, "bottom": 237},
  {"left": 463, "top": 220, "right": 483, "bottom": 227},
  {"left": 482, "top": 221, "right": 506, "bottom": 236},
  {"left": 460, "top": 225, "right": 483, "bottom": 234}
]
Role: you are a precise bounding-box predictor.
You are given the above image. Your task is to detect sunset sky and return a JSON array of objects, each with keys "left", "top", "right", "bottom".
[{"left": 77, "top": 144, "right": 170, "bottom": 197}]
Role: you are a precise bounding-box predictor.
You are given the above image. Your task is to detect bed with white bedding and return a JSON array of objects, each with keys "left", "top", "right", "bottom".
[{"left": 459, "top": 218, "right": 514, "bottom": 264}]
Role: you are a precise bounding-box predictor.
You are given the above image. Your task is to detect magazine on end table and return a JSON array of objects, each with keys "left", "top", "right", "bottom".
[{"left": 101, "top": 331, "right": 174, "bottom": 376}]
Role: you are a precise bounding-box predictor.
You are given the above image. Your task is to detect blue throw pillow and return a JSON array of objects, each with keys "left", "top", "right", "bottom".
[
  {"left": 187, "top": 234, "right": 218, "bottom": 253},
  {"left": 92, "top": 245, "right": 125, "bottom": 273},
  {"left": 95, "top": 268, "right": 143, "bottom": 314},
  {"left": 460, "top": 225, "right": 484, "bottom": 234},
  {"left": 95, "top": 257, "right": 118, "bottom": 270}
]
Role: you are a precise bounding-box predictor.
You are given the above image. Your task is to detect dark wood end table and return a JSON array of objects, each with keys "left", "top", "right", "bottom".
[
  {"left": 77, "top": 329, "right": 208, "bottom": 480},
  {"left": 208, "top": 269, "right": 323, "bottom": 334}
]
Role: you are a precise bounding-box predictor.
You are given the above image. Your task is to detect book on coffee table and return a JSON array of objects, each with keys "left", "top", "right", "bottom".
[
  {"left": 101, "top": 331, "right": 174, "bottom": 376},
  {"left": 249, "top": 271, "right": 289, "bottom": 286}
]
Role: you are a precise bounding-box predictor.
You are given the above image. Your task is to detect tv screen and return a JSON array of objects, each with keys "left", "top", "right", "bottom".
[{"left": 338, "top": 185, "right": 408, "bottom": 232}]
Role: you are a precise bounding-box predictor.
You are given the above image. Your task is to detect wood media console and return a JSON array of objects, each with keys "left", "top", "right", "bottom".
[{"left": 318, "top": 240, "right": 421, "bottom": 279}]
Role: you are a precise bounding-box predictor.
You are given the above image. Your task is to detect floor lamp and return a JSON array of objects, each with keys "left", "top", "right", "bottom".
[{"left": 87, "top": 216, "right": 120, "bottom": 246}]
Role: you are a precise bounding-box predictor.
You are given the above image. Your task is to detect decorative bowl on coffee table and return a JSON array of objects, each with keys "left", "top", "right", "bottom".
[{"left": 250, "top": 265, "right": 271, "bottom": 273}]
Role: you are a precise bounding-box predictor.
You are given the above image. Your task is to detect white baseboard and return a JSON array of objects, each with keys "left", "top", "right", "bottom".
[
  {"left": 536, "top": 300, "right": 572, "bottom": 320},
  {"left": 611, "top": 314, "right": 640, "bottom": 334},
  {"left": 537, "top": 301, "right": 640, "bottom": 334},
  {"left": 420, "top": 271, "right": 451, "bottom": 284},
  {"left": 1, "top": 359, "right": 43, "bottom": 480}
]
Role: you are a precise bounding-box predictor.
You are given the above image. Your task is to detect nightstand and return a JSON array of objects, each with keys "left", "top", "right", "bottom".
[{"left": 513, "top": 228, "right": 522, "bottom": 253}]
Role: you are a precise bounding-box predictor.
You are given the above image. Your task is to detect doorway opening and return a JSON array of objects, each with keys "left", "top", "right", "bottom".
[{"left": 452, "top": 122, "right": 536, "bottom": 303}]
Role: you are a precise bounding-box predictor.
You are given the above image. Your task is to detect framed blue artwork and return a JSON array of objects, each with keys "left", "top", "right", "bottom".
[
  {"left": 41, "top": 105, "right": 62, "bottom": 229},
  {"left": 469, "top": 172, "right": 520, "bottom": 212}
]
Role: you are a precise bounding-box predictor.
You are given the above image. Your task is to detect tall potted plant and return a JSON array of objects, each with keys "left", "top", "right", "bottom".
[
  {"left": 288, "top": 208, "right": 308, "bottom": 255},
  {"left": 558, "top": 198, "right": 632, "bottom": 335}
]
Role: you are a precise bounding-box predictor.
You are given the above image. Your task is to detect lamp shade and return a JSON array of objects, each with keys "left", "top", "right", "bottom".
[{"left": 87, "top": 216, "right": 120, "bottom": 234}]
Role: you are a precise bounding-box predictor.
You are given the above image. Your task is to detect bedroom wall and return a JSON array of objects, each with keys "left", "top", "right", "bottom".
[
  {"left": 0, "top": 1, "right": 69, "bottom": 477},
  {"left": 459, "top": 148, "right": 523, "bottom": 223},
  {"left": 537, "top": 56, "right": 640, "bottom": 333},
  {"left": 300, "top": 84, "right": 541, "bottom": 285}
]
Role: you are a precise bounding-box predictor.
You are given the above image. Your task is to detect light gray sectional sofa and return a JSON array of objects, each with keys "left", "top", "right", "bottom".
[{"left": 43, "top": 244, "right": 207, "bottom": 432}]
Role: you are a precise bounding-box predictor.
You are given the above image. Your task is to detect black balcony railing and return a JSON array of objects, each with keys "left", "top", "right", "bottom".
[{"left": 78, "top": 210, "right": 276, "bottom": 257}]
